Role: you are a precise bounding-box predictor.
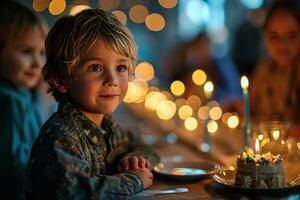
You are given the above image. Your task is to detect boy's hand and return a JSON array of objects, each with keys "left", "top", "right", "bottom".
[
  {"left": 126, "top": 168, "right": 153, "bottom": 189},
  {"left": 118, "top": 156, "right": 150, "bottom": 172}
]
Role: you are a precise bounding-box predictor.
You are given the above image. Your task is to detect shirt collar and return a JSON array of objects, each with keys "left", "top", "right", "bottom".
[{"left": 58, "top": 97, "right": 116, "bottom": 145}]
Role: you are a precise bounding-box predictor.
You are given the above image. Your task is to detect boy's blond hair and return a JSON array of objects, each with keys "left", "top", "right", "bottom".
[{"left": 43, "top": 9, "right": 137, "bottom": 102}]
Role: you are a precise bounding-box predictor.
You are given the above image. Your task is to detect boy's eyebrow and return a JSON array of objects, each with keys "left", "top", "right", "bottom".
[
  {"left": 15, "top": 44, "right": 38, "bottom": 48},
  {"left": 268, "top": 30, "right": 298, "bottom": 35},
  {"left": 81, "top": 57, "right": 129, "bottom": 63}
]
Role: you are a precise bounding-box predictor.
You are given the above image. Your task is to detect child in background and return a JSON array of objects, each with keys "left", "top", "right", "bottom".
[
  {"left": 0, "top": 2, "right": 51, "bottom": 199},
  {"left": 25, "top": 9, "right": 159, "bottom": 200},
  {"left": 250, "top": 0, "right": 300, "bottom": 137}
]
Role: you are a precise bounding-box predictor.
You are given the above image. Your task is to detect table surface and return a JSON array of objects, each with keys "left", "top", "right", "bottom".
[
  {"left": 133, "top": 141, "right": 300, "bottom": 200},
  {"left": 123, "top": 104, "right": 300, "bottom": 199}
]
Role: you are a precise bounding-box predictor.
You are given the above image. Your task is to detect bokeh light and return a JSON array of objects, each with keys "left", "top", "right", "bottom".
[
  {"left": 156, "top": 100, "right": 177, "bottom": 120},
  {"left": 170, "top": 80, "right": 185, "bottom": 96},
  {"left": 123, "top": 79, "right": 148, "bottom": 103},
  {"left": 124, "top": 81, "right": 138, "bottom": 103},
  {"left": 133, "top": 79, "right": 149, "bottom": 103},
  {"left": 184, "top": 117, "right": 198, "bottom": 131},
  {"left": 69, "top": 5, "right": 91, "bottom": 16},
  {"left": 175, "top": 98, "right": 187, "bottom": 108},
  {"left": 209, "top": 106, "right": 222, "bottom": 120},
  {"left": 241, "top": 0, "right": 264, "bottom": 9},
  {"left": 33, "top": 0, "right": 50, "bottom": 12},
  {"left": 99, "top": 0, "right": 120, "bottom": 11},
  {"left": 207, "top": 100, "right": 219, "bottom": 108},
  {"left": 144, "top": 91, "right": 167, "bottom": 111},
  {"left": 49, "top": 0, "right": 66, "bottom": 15},
  {"left": 187, "top": 95, "right": 201, "bottom": 109},
  {"left": 207, "top": 120, "right": 218, "bottom": 134},
  {"left": 185, "top": 0, "right": 209, "bottom": 25},
  {"left": 192, "top": 69, "right": 207, "bottom": 86},
  {"left": 145, "top": 13, "right": 165, "bottom": 32},
  {"left": 111, "top": 10, "right": 127, "bottom": 25},
  {"left": 198, "top": 106, "right": 209, "bottom": 120},
  {"left": 227, "top": 115, "right": 239, "bottom": 129},
  {"left": 135, "top": 61, "right": 154, "bottom": 81},
  {"left": 158, "top": 0, "right": 178, "bottom": 9},
  {"left": 178, "top": 105, "right": 193, "bottom": 120},
  {"left": 129, "top": 4, "right": 148, "bottom": 23},
  {"left": 200, "top": 143, "right": 210, "bottom": 152}
]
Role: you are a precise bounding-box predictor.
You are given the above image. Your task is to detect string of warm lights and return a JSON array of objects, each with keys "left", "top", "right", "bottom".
[
  {"left": 124, "top": 61, "right": 240, "bottom": 134},
  {"left": 31, "top": 0, "right": 177, "bottom": 32}
]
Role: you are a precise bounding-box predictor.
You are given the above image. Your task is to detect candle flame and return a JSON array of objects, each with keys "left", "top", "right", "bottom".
[
  {"left": 204, "top": 81, "right": 214, "bottom": 97},
  {"left": 241, "top": 76, "right": 249, "bottom": 89},
  {"left": 255, "top": 138, "right": 260, "bottom": 154},
  {"left": 272, "top": 130, "right": 280, "bottom": 140}
]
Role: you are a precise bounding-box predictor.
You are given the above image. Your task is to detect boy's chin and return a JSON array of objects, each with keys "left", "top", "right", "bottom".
[
  {"left": 98, "top": 107, "right": 118, "bottom": 115},
  {"left": 12, "top": 80, "right": 38, "bottom": 90},
  {"left": 23, "top": 79, "right": 40, "bottom": 89}
]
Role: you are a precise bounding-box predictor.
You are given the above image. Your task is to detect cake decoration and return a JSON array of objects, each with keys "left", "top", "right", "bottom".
[{"left": 235, "top": 146, "right": 286, "bottom": 189}]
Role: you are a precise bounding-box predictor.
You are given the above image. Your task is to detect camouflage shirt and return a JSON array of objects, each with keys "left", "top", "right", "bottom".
[{"left": 25, "top": 98, "right": 160, "bottom": 200}]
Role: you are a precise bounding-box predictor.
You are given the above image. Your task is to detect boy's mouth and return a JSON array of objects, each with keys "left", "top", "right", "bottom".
[
  {"left": 25, "top": 71, "right": 39, "bottom": 78},
  {"left": 99, "top": 94, "right": 119, "bottom": 99},
  {"left": 277, "top": 48, "right": 290, "bottom": 55}
]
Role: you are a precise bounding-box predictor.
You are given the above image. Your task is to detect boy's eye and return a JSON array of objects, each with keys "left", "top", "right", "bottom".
[
  {"left": 268, "top": 34, "right": 276, "bottom": 39},
  {"left": 22, "top": 49, "right": 32, "bottom": 54},
  {"left": 40, "top": 50, "right": 45, "bottom": 56},
  {"left": 117, "top": 65, "right": 128, "bottom": 72},
  {"left": 289, "top": 32, "right": 297, "bottom": 40},
  {"left": 88, "top": 64, "right": 102, "bottom": 72}
]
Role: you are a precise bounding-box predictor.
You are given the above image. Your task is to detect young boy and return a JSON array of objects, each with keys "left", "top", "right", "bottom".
[{"left": 25, "top": 9, "right": 159, "bottom": 199}]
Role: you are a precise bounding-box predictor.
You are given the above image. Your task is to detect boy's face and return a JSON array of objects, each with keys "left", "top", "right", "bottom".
[
  {"left": 265, "top": 10, "right": 300, "bottom": 68},
  {"left": 0, "top": 26, "right": 45, "bottom": 89},
  {"left": 64, "top": 39, "right": 129, "bottom": 123}
]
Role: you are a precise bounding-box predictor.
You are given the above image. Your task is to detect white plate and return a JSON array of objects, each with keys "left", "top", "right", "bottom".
[{"left": 153, "top": 161, "right": 220, "bottom": 181}]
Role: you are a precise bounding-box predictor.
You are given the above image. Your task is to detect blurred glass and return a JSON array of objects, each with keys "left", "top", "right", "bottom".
[{"left": 251, "top": 121, "right": 290, "bottom": 157}]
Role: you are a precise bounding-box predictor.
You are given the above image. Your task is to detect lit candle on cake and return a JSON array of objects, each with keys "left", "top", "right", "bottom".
[
  {"left": 255, "top": 138, "right": 260, "bottom": 154},
  {"left": 240, "top": 76, "right": 251, "bottom": 146}
]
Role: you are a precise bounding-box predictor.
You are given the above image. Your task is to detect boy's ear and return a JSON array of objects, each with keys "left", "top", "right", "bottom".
[
  {"left": 54, "top": 80, "right": 68, "bottom": 93},
  {"left": 57, "top": 85, "right": 68, "bottom": 93}
]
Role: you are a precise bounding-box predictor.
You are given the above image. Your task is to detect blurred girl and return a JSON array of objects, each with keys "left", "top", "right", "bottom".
[
  {"left": 250, "top": 0, "right": 300, "bottom": 137},
  {"left": 0, "top": 2, "right": 52, "bottom": 199}
]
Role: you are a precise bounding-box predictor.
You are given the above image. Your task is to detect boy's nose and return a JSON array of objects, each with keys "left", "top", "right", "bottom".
[
  {"left": 104, "top": 81, "right": 117, "bottom": 87},
  {"left": 278, "top": 37, "right": 289, "bottom": 45},
  {"left": 32, "top": 54, "right": 45, "bottom": 69},
  {"left": 103, "top": 72, "right": 118, "bottom": 87}
]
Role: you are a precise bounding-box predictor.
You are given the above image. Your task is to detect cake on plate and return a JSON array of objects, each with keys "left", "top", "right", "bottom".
[{"left": 235, "top": 147, "right": 286, "bottom": 189}]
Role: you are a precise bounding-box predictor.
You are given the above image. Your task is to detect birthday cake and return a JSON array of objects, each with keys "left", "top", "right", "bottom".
[{"left": 235, "top": 147, "right": 286, "bottom": 189}]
